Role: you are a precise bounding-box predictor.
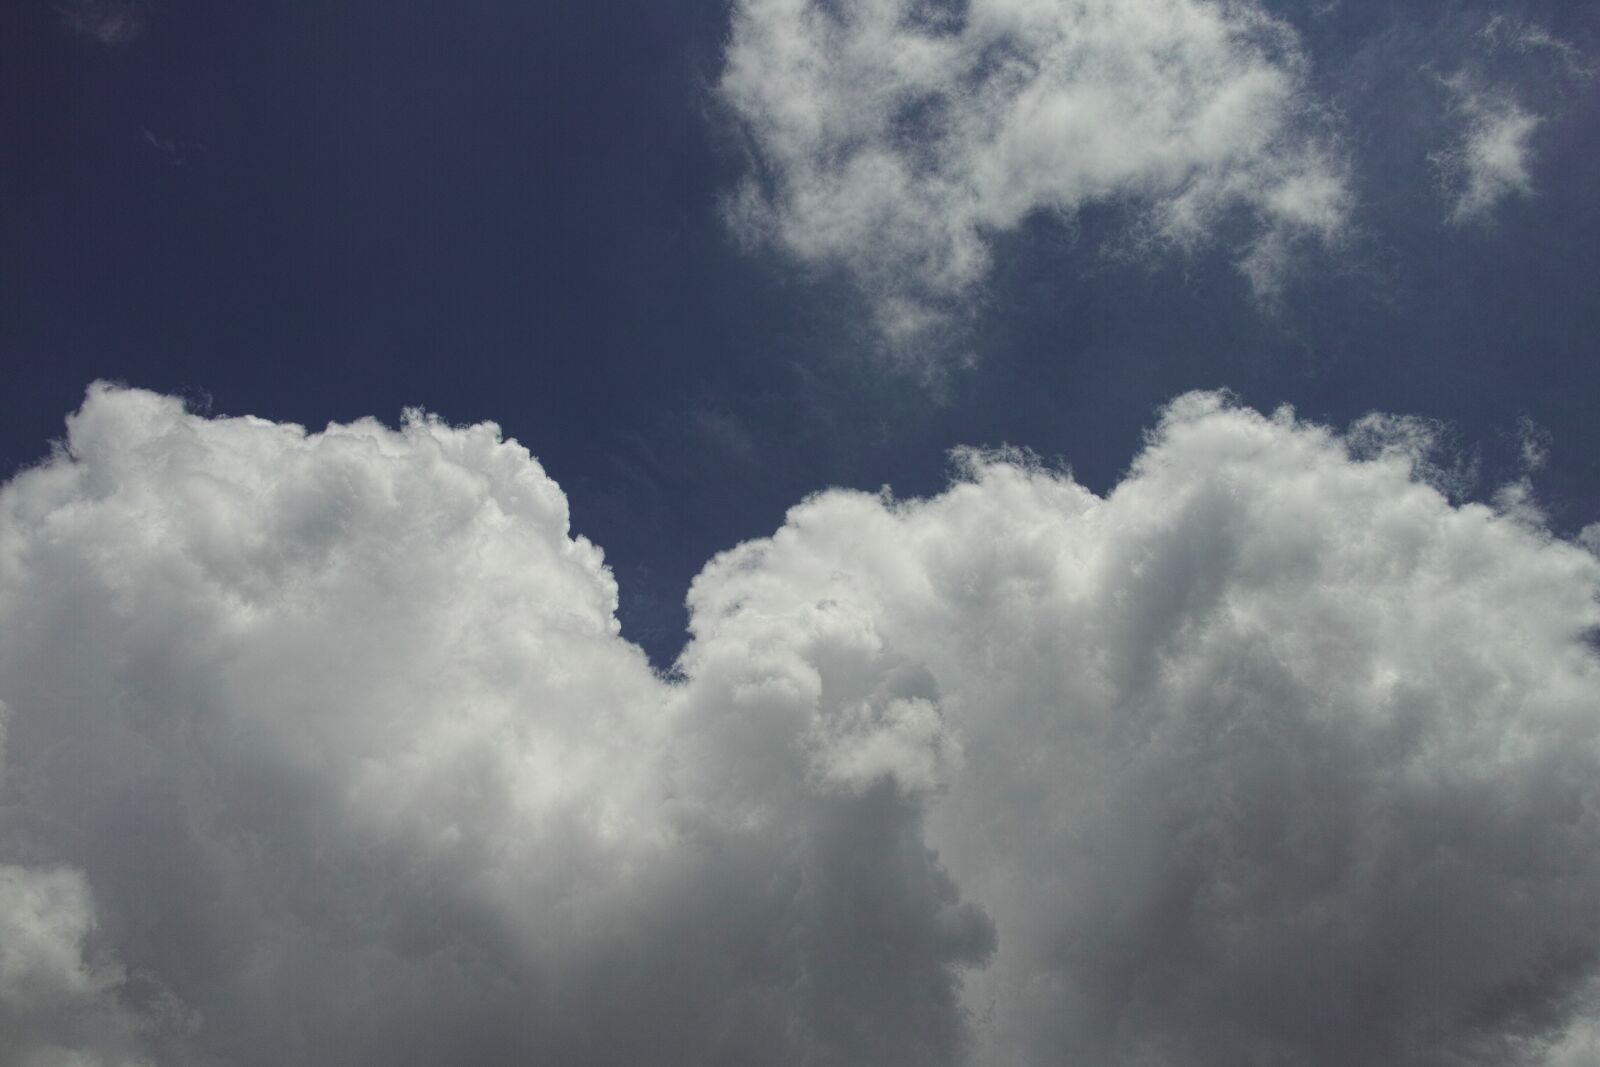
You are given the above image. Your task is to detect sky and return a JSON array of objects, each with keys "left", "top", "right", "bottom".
[{"left": 2, "top": 1, "right": 1599, "bottom": 1065}]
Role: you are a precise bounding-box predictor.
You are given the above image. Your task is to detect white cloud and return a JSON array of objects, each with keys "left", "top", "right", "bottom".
[
  {"left": 0, "top": 384, "right": 989, "bottom": 1066},
  {"left": 691, "top": 393, "right": 1600, "bottom": 1064},
  {"left": 719, "top": 0, "right": 1349, "bottom": 352},
  {"left": 1432, "top": 74, "right": 1542, "bottom": 224},
  {"left": 2, "top": 385, "right": 1599, "bottom": 1065}
]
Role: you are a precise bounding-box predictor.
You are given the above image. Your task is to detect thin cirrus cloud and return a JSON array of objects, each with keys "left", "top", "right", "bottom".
[
  {"left": 717, "top": 0, "right": 1351, "bottom": 352},
  {"left": 1, "top": 385, "right": 1598, "bottom": 1065}
]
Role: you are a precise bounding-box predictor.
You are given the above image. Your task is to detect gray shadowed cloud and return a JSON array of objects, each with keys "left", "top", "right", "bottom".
[{"left": 1, "top": 385, "right": 1598, "bottom": 1065}]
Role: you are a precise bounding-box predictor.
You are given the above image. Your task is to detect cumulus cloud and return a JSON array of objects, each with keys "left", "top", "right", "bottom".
[
  {"left": 1431, "top": 73, "right": 1543, "bottom": 224},
  {"left": 718, "top": 0, "right": 1349, "bottom": 352},
  {"left": 0, "top": 384, "right": 989, "bottom": 1066},
  {"left": 2, "top": 385, "right": 1599, "bottom": 1065}
]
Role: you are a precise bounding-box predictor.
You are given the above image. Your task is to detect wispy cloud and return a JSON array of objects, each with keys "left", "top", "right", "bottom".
[
  {"left": 1480, "top": 15, "right": 1596, "bottom": 81},
  {"left": 1431, "top": 74, "right": 1542, "bottom": 224},
  {"left": 55, "top": 0, "right": 146, "bottom": 46},
  {"left": 1427, "top": 17, "right": 1591, "bottom": 226}
]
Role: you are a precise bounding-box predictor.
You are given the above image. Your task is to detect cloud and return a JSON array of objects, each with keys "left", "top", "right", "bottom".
[
  {"left": 1431, "top": 74, "right": 1542, "bottom": 224},
  {"left": 0, "top": 865, "right": 114, "bottom": 1010},
  {"left": 1423, "top": 15, "right": 1592, "bottom": 226},
  {"left": 1480, "top": 16, "right": 1596, "bottom": 82},
  {"left": 1583, "top": 523, "right": 1600, "bottom": 558},
  {"left": 0, "top": 384, "right": 990, "bottom": 1066},
  {"left": 1535, "top": 1007, "right": 1600, "bottom": 1067},
  {"left": 55, "top": 0, "right": 146, "bottom": 47},
  {"left": 2, "top": 385, "right": 1599, "bottom": 1065},
  {"left": 691, "top": 393, "right": 1600, "bottom": 1065},
  {"left": 718, "top": 0, "right": 1349, "bottom": 353},
  {"left": 0, "top": 863, "right": 176, "bottom": 1067}
]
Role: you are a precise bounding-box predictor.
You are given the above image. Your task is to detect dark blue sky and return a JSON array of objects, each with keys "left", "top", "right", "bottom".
[{"left": 5, "top": 0, "right": 1598, "bottom": 664}]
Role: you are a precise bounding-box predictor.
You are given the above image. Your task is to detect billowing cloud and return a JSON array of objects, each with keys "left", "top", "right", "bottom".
[
  {"left": 718, "top": 0, "right": 1349, "bottom": 350},
  {"left": 0, "top": 385, "right": 990, "bottom": 1067},
  {"left": 694, "top": 396, "right": 1600, "bottom": 1064},
  {"left": 2, "top": 385, "right": 1599, "bottom": 1065}
]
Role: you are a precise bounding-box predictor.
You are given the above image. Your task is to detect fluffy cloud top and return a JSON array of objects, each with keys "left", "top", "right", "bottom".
[
  {"left": 2, "top": 385, "right": 1598, "bottom": 1065},
  {"left": 718, "top": 0, "right": 1349, "bottom": 348}
]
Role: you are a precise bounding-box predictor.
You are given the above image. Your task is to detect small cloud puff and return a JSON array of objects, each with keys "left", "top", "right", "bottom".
[{"left": 1, "top": 385, "right": 1598, "bottom": 1066}]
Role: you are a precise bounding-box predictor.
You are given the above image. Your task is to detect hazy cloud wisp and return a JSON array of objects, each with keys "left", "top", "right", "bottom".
[
  {"left": 55, "top": 0, "right": 146, "bottom": 46},
  {"left": 1432, "top": 74, "right": 1542, "bottom": 224}
]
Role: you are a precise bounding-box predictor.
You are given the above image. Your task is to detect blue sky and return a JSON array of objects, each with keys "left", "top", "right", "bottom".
[{"left": 3, "top": 2, "right": 1600, "bottom": 1065}]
